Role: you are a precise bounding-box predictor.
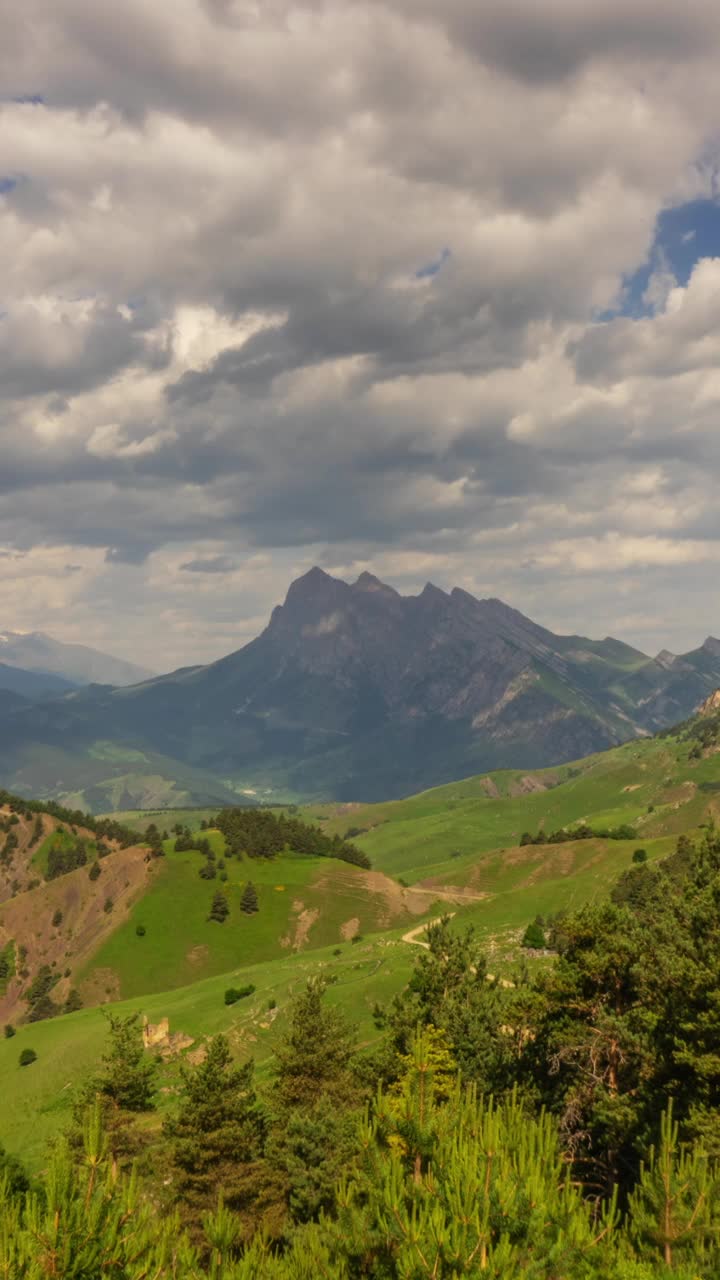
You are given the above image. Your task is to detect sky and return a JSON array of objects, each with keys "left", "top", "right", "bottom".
[{"left": 2, "top": 0, "right": 720, "bottom": 672}]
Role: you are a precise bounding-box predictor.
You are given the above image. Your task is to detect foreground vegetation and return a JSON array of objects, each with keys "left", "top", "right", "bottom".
[
  {"left": 6, "top": 712, "right": 720, "bottom": 1274},
  {"left": 5, "top": 819, "right": 720, "bottom": 1276}
]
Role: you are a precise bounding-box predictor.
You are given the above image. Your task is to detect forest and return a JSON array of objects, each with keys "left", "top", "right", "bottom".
[
  {"left": 212, "top": 807, "right": 371, "bottom": 869},
  {"left": 4, "top": 822, "right": 720, "bottom": 1276}
]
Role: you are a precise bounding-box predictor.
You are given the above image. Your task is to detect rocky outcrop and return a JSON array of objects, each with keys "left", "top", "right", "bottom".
[
  {"left": 698, "top": 688, "right": 720, "bottom": 717},
  {"left": 142, "top": 1015, "right": 194, "bottom": 1057}
]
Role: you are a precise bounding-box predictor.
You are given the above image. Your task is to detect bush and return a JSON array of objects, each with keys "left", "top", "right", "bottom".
[
  {"left": 19, "top": 1048, "right": 37, "bottom": 1067},
  {"left": 63, "top": 989, "right": 83, "bottom": 1014},
  {"left": 632, "top": 848, "right": 648, "bottom": 864},
  {"left": 3, "top": 1024, "right": 15, "bottom": 1039},
  {"left": 521, "top": 920, "right": 546, "bottom": 950},
  {"left": 136, "top": 924, "right": 146, "bottom": 937},
  {"left": 52, "top": 908, "right": 63, "bottom": 928},
  {"left": 103, "top": 897, "right": 113, "bottom": 914},
  {"left": 88, "top": 861, "right": 101, "bottom": 881},
  {"left": 224, "top": 983, "right": 256, "bottom": 1005}
]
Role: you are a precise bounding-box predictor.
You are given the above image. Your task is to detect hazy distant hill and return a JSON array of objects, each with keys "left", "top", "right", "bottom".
[
  {"left": 0, "top": 569, "right": 719, "bottom": 807},
  {"left": 0, "top": 661, "right": 76, "bottom": 700},
  {"left": 0, "top": 631, "right": 154, "bottom": 688}
]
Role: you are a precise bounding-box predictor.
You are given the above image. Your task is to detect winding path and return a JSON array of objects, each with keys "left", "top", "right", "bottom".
[
  {"left": 400, "top": 911, "right": 515, "bottom": 987},
  {"left": 401, "top": 912, "right": 456, "bottom": 948}
]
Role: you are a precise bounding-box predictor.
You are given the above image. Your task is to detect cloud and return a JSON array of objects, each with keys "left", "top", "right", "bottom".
[
  {"left": 179, "top": 555, "right": 236, "bottom": 573},
  {"left": 0, "top": 1, "right": 719, "bottom": 667}
]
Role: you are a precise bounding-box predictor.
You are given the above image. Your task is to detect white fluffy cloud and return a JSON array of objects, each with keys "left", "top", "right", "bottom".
[{"left": 1, "top": 0, "right": 720, "bottom": 666}]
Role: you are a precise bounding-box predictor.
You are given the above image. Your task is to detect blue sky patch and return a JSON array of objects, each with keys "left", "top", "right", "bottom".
[{"left": 616, "top": 199, "right": 720, "bottom": 318}]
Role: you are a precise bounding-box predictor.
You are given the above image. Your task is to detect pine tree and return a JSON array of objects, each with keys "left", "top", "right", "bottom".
[
  {"left": 627, "top": 1102, "right": 720, "bottom": 1273},
  {"left": 521, "top": 918, "right": 546, "bottom": 949},
  {"left": 95, "top": 1010, "right": 157, "bottom": 1111},
  {"left": 240, "top": 881, "right": 259, "bottom": 915},
  {"left": 166, "top": 1034, "right": 283, "bottom": 1242},
  {"left": 208, "top": 889, "right": 230, "bottom": 922},
  {"left": 386, "top": 917, "right": 513, "bottom": 1091},
  {"left": 71, "top": 1010, "right": 157, "bottom": 1168},
  {"left": 0, "top": 1104, "right": 196, "bottom": 1277},
  {"left": 322, "top": 1029, "right": 621, "bottom": 1278},
  {"left": 273, "top": 977, "right": 355, "bottom": 1111},
  {"left": 269, "top": 978, "right": 360, "bottom": 1225}
]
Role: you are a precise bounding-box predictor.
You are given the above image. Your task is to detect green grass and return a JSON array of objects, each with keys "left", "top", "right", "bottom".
[
  {"left": 307, "top": 735, "right": 713, "bottom": 882},
  {"left": 77, "top": 834, "right": 417, "bottom": 1000},
  {"left": 0, "top": 934, "right": 416, "bottom": 1170},
  {"left": 439, "top": 834, "right": 677, "bottom": 964}
]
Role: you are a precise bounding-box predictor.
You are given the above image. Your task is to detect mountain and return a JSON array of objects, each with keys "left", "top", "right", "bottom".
[
  {"left": 0, "top": 631, "right": 154, "bottom": 688},
  {"left": 1, "top": 568, "right": 720, "bottom": 807},
  {"left": 0, "top": 662, "right": 76, "bottom": 700}
]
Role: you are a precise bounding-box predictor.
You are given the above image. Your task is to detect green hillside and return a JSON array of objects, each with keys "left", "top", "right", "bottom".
[
  {"left": 309, "top": 732, "right": 714, "bottom": 882},
  {"left": 3, "top": 711, "right": 720, "bottom": 1174},
  {"left": 0, "top": 932, "right": 416, "bottom": 1169},
  {"left": 77, "top": 836, "right": 429, "bottom": 1002}
]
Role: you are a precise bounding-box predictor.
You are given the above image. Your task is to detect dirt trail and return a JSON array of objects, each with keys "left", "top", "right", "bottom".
[
  {"left": 402, "top": 913, "right": 456, "bottom": 947},
  {"left": 401, "top": 912, "right": 514, "bottom": 988}
]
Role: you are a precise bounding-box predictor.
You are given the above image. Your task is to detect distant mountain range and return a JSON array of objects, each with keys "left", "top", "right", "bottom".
[
  {"left": 0, "top": 631, "right": 154, "bottom": 695},
  {"left": 0, "top": 569, "right": 719, "bottom": 809}
]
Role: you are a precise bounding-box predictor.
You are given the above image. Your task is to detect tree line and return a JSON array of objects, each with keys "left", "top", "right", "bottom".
[
  {"left": 0, "top": 787, "right": 139, "bottom": 848},
  {"left": 212, "top": 807, "right": 371, "bottom": 869}
]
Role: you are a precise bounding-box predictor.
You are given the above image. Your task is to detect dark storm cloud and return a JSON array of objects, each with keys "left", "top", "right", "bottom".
[{"left": 396, "top": 0, "right": 719, "bottom": 82}]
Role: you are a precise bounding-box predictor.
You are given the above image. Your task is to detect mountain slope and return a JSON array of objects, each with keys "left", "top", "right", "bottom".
[
  {"left": 0, "top": 570, "right": 719, "bottom": 806},
  {"left": 0, "top": 661, "right": 77, "bottom": 700},
  {"left": 0, "top": 630, "right": 154, "bottom": 687}
]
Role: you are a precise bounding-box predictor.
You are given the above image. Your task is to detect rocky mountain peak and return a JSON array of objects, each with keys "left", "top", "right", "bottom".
[
  {"left": 655, "top": 649, "right": 677, "bottom": 668},
  {"left": 353, "top": 571, "right": 399, "bottom": 598},
  {"left": 280, "top": 566, "right": 349, "bottom": 613},
  {"left": 417, "top": 582, "right": 449, "bottom": 605},
  {"left": 701, "top": 637, "right": 720, "bottom": 658},
  {"left": 284, "top": 565, "right": 335, "bottom": 596}
]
